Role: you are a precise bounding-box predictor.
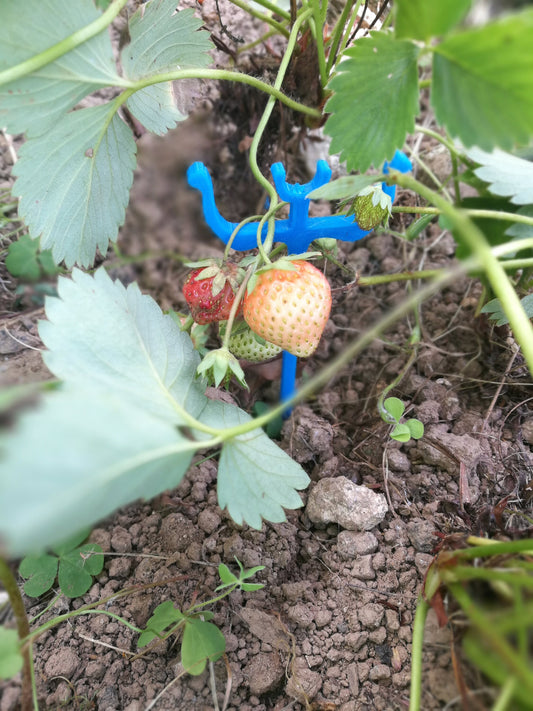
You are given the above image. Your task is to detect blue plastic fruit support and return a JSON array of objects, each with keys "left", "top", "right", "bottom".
[{"left": 187, "top": 151, "right": 412, "bottom": 414}]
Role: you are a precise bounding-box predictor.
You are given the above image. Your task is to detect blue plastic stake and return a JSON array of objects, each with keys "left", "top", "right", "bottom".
[{"left": 187, "top": 151, "right": 412, "bottom": 416}]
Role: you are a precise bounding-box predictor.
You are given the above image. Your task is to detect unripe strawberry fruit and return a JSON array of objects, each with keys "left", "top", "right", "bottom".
[
  {"left": 228, "top": 326, "right": 282, "bottom": 363},
  {"left": 183, "top": 262, "right": 243, "bottom": 325},
  {"left": 353, "top": 185, "right": 392, "bottom": 230},
  {"left": 243, "top": 260, "right": 331, "bottom": 357}
]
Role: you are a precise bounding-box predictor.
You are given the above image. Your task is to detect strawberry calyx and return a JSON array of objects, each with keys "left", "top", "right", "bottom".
[{"left": 196, "top": 347, "right": 248, "bottom": 389}]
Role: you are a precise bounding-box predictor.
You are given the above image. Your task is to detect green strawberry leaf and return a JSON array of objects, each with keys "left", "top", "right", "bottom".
[
  {"left": 19, "top": 554, "right": 58, "bottom": 597},
  {"left": 13, "top": 105, "right": 137, "bottom": 268},
  {"left": 38, "top": 269, "right": 208, "bottom": 423},
  {"left": 122, "top": 3, "right": 213, "bottom": 135},
  {"left": 0, "top": 628, "right": 23, "bottom": 680},
  {"left": 394, "top": 0, "right": 472, "bottom": 41},
  {"left": 0, "top": 0, "right": 120, "bottom": 137},
  {"left": 432, "top": 10, "right": 533, "bottom": 151},
  {"left": 181, "top": 619, "right": 226, "bottom": 675},
  {"left": 211, "top": 404, "right": 310, "bottom": 529},
  {"left": 506, "top": 206, "right": 533, "bottom": 240},
  {"left": 481, "top": 293, "right": 533, "bottom": 327},
  {"left": 325, "top": 32, "right": 420, "bottom": 172},
  {"left": 466, "top": 148, "right": 533, "bottom": 206},
  {"left": 138, "top": 601, "right": 186, "bottom": 648},
  {"left": 307, "top": 174, "right": 383, "bottom": 201}
]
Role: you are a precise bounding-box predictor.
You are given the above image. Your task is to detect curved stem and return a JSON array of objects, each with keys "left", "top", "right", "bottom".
[
  {"left": 228, "top": 0, "right": 290, "bottom": 36},
  {"left": 0, "top": 557, "right": 32, "bottom": 711},
  {"left": 389, "top": 172, "right": 533, "bottom": 374},
  {"left": 0, "top": 0, "right": 129, "bottom": 87},
  {"left": 231, "top": 0, "right": 291, "bottom": 21},
  {"left": 393, "top": 205, "right": 533, "bottom": 230},
  {"left": 409, "top": 596, "right": 430, "bottom": 711},
  {"left": 124, "top": 69, "right": 321, "bottom": 119}
]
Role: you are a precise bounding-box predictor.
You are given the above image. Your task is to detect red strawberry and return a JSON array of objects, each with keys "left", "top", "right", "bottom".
[
  {"left": 183, "top": 261, "right": 244, "bottom": 325},
  {"left": 243, "top": 260, "right": 331, "bottom": 357}
]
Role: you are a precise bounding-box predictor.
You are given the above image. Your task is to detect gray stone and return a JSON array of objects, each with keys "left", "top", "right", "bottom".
[
  {"left": 369, "top": 664, "right": 391, "bottom": 682},
  {"left": 351, "top": 555, "right": 375, "bottom": 580},
  {"left": 286, "top": 659, "right": 322, "bottom": 701},
  {"left": 306, "top": 478, "right": 388, "bottom": 531},
  {"left": 244, "top": 652, "right": 284, "bottom": 695},
  {"left": 44, "top": 648, "right": 80, "bottom": 680},
  {"left": 337, "top": 531, "right": 378, "bottom": 559},
  {"left": 406, "top": 518, "right": 436, "bottom": 552},
  {"left": 358, "top": 603, "right": 384, "bottom": 629}
]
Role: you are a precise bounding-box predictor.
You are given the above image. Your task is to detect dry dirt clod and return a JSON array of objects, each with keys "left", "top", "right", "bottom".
[{"left": 306, "top": 477, "right": 388, "bottom": 530}]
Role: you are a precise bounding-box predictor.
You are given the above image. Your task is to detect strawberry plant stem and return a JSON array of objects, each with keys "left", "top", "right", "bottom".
[
  {"left": 227, "top": 0, "right": 290, "bottom": 37},
  {"left": 408, "top": 596, "right": 429, "bottom": 711},
  {"left": 389, "top": 172, "right": 533, "bottom": 375},
  {"left": 326, "top": 0, "right": 361, "bottom": 74},
  {"left": 392, "top": 205, "right": 533, "bottom": 230},
  {"left": 247, "top": 8, "right": 313, "bottom": 259},
  {"left": 0, "top": 556, "right": 33, "bottom": 711},
  {"left": 0, "top": 0, "right": 130, "bottom": 87},
  {"left": 233, "top": 0, "right": 291, "bottom": 21}
]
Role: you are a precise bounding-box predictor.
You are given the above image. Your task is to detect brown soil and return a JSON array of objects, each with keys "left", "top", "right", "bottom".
[{"left": 1, "top": 2, "right": 533, "bottom": 711}]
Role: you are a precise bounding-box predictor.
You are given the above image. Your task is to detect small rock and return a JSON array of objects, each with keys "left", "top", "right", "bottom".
[
  {"left": 197, "top": 509, "right": 221, "bottom": 534},
  {"left": 315, "top": 609, "right": 332, "bottom": 628},
  {"left": 244, "top": 653, "right": 284, "bottom": 695},
  {"left": 159, "top": 513, "right": 199, "bottom": 552},
  {"left": 369, "top": 664, "right": 391, "bottom": 682},
  {"left": 337, "top": 531, "right": 378, "bottom": 559},
  {"left": 386, "top": 448, "right": 410, "bottom": 472},
  {"left": 286, "top": 659, "right": 322, "bottom": 701},
  {"left": 286, "top": 603, "right": 314, "bottom": 629},
  {"left": 44, "top": 648, "right": 80, "bottom": 680},
  {"left": 110, "top": 526, "right": 132, "bottom": 553},
  {"left": 346, "top": 662, "right": 359, "bottom": 695},
  {"left": 108, "top": 557, "right": 132, "bottom": 578},
  {"left": 85, "top": 661, "right": 106, "bottom": 680},
  {"left": 306, "top": 478, "right": 388, "bottom": 530},
  {"left": 351, "top": 555, "right": 375, "bottom": 580},
  {"left": 406, "top": 519, "right": 436, "bottom": 552},
  {"left": 358, "top": 603, "right": 384, "bottom": 629}
]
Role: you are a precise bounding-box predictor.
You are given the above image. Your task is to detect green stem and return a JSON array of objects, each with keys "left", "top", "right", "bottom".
[
  {"left": 0, "top": 0, "right": 129, "bottom": 87},
  {"left": 222, "top": 267, "right": 254, "bottom": 349},
  {"left": 419, "top": 78, "right": 431, "bottom": 89},
  {"left": 449, "top": 583, "right": 533, "bottom": 694},
  {"left": 310, "top": 0, "right": 328, "bottom": 88},
  {"left": 414, "top": 125, "right": 468, "bottom": 161},
  {"left": 388, "top": 172, "right": 533, "bottom": 375},
  {"left": 247, "top": 8, "right": 314, "bottom": 258},
  {"left": 404, "top": 143, "right": 453, "bottom": 201},
  {"left": 227, "top": 0, "right": 290, "bottom": 37},
  {"left": 409, "top": 597, "right": 430, "bottom": 711},
  {"left": 124, "top": 68, "right": 321, "bottom": 119},
  {"left": 232, "top": 0, "right": 291, "bottom": 21},
  {"left": 326, "top": 0, "right": 358, "bottom": 74},
  {"left": 392, "top": 206, "right": 533, "bottom": 230},
  {"left": 493, "top": 678, "right": 517, "bottom": 711},
  {"left": 0, "top": 557, "right": 33, "bottom": 711},
  {"left": 25, "top": 609, "right": 143, "bottom": 644}
]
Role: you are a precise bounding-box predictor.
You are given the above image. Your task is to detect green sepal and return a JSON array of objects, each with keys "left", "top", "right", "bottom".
[{"left": 196, "top": 348, "right": 248, "bottom": 389}]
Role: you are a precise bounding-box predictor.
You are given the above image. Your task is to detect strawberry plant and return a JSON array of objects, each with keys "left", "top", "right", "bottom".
[{"left": 1, "top": 0, "right": 533, "bottom": 708}]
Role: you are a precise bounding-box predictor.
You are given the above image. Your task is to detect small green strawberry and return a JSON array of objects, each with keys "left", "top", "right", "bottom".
[
  {"left": 353, "top": 185, "right": 392, "bottom": 231},
  {"left": 243, "top": 259, "right": 331, "bottom": 357},
  {"left": 228, "top": 325, "right": 282, "bottom": 363}
]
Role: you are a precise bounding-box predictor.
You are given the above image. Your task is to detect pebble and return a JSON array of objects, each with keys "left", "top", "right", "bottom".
[
  {"left": 244, "top": 653, "right": 284, "bottom": 695},
  {"left": 286, "top": 659, "right": 322, "bottom": 700},
  {"left": 306, "top": 478, "right": 388, "bottom": 530},
  {"left": 358, "top": 603, "right": 384, "bottom": 629},
  {"left": 110, "top": 526, "right": 132, "bottom": 553},
  {"left": 337, "top": 531, "right": 378, "bottom": 559},
  {"left": 197, "top": 509, "right": 221, "bottom": 534},
  {"left": 369, "top": 664, "right": 391, "bottom": 682},
  {"left": 351, "top": 555, "right": 375, "bottom": 580},
  {"left": 407, "top": 518, "right": 436, "bottom": 552},
  {"left": 286, "top": 603, "right": 314, "bottom": 629},
  {"left": 44, "top": 648, "right": 80, "bottom": 680}
]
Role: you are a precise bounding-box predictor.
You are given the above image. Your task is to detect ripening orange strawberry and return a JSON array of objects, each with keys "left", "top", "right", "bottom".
[{"left": 243, "top": 260, "right": 331, "bottom": 357}]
